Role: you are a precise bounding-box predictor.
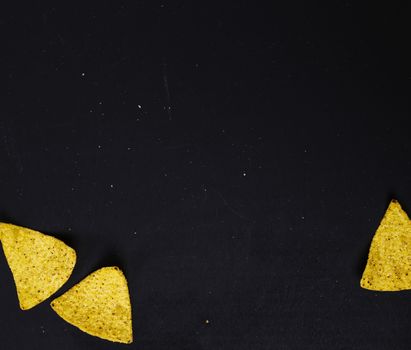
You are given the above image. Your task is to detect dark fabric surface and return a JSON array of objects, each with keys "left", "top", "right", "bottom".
[{"left": 0, "top": 2, "right": 410, "bottom": 349}]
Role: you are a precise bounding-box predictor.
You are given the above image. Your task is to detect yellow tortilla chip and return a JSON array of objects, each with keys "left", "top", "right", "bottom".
[
  {"left": 51, "top": 266, "right": 133, "bottom": 344},
  {"left": 0, "top": 222, "right": 76, "bottom": 309},
  {"left": 361, "top": 199, "right": 411, "bottom": 291}
]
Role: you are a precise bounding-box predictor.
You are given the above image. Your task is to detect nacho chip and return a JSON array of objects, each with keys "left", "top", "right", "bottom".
[
  {"left": 361, "top": 199, "right": 411, "bottom": 291},
  {"left": 0, "top": 222, "right": 76, "bottom": 309},
  {"left": 51, "top": 266, "right": 133, "bottom": 344}
]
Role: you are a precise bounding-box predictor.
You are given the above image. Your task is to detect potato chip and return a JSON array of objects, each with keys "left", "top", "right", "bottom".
[
  {"left": 0, "top": 222, "right": 76, "bottom": 309},
  {"left": 361, "top": 199, "right": 411, "bottom": 291},
  {"left": 51, "top": 266, "right": 133, "bottom": 344}
]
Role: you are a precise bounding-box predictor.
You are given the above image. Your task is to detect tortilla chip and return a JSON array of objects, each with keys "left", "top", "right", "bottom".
[
  {"left": 0, "top": 222, "right": 76, "bottom": 309},
  {"left": 51, "top": 266, "right": 133, "bottom": 344},
  {"left": 361, "top": 199, "right": 411, "bottom": 291}
]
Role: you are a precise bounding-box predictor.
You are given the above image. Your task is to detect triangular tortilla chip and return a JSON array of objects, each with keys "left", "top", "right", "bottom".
[
  {"left": 50, "top": 266, "right": 133, "bottom": 344},
  {"left": 0, "top": 222, "right": 76, "bottom": 309},
  {"left": 361, "top": 199, "right": 411, "bottom": 291}
]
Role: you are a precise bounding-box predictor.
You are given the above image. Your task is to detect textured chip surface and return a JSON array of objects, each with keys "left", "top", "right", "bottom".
[
  {"left": 361, "top": 200, "right": 411, "bottom": 291},
  {"left": 51, "top": 266, "right": 133, "bottom": 344},
  {"left": 0, "top": 222, "right": 76, "bottom": 309}
]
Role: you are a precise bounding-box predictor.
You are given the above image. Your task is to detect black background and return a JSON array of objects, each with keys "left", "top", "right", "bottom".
[{"left": 0, "top": 1, "right": 410, "bottom": 349}]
